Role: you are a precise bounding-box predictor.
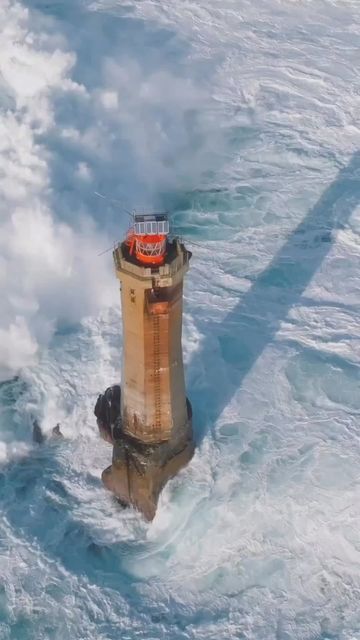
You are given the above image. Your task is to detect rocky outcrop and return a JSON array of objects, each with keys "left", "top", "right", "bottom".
[
  {"left": 94, "top": 385, "right": 194, "bottom": 520},
  {"left": 94, "top": 385, "right": 121, "bottom": 444},
  {"left": 32, "top": 421, "right": 64, "bottom": 444}
]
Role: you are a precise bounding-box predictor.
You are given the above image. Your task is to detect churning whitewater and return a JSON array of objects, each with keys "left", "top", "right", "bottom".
[{"left": 1, "top": 0, "right": 360, "bottom": 638}]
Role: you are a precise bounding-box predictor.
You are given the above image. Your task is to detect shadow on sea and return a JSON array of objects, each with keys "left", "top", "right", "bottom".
[{"left": 188, "top": 150, "right": 360, "bottom": 443}]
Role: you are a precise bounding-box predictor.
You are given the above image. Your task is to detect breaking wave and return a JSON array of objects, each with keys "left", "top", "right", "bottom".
[{"left": 1, "top": 1, "right": 360, "bottom": 638}]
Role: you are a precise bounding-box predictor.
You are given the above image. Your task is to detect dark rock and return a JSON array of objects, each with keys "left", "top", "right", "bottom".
[
  {"left": 51, "top": 424, "right": 63, "bottom": 439},
  {"left": 32, "top": 420, "right": 45, "bottom": 444},
  {"left": 94, "top": 385, "right": 122, "bottom": 444}
]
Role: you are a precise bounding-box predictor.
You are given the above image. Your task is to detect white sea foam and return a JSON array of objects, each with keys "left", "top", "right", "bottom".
[
  {"left": 0, "top": 1, "right": 117, "bottom": 382},
  {"left": 1, "top": 0, "right": 360, "bottom": 639}
]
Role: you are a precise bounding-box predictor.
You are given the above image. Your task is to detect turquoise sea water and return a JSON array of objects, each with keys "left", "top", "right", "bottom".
[{"left": 1, "top": 1, "right": 360, "bottom": 638}]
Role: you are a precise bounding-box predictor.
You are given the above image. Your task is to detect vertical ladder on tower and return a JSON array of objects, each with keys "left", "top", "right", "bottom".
[{"left": 153, "top": 314, "right": 161, "bottom": 431}]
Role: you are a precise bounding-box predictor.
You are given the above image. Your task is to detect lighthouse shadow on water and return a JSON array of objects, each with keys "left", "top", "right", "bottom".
[{"left": 188, "top": 151, "right": 360, "bottom": 443}]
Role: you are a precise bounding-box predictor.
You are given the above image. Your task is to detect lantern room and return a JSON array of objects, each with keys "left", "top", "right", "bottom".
[{"left": 126, "top": 213, "right": 170, "bottom": 265}]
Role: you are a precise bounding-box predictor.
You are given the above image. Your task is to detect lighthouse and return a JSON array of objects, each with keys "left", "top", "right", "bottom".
[{"left": 94, "top": 213, "right": 194, "bottom": 520}]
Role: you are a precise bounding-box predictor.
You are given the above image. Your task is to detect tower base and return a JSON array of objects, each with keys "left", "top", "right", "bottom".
[{"left": 94, "top": 386, "right": 194, "bottom": 520}]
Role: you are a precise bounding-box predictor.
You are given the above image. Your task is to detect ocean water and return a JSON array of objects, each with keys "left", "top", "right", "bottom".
[{"left": 1, "top": 1, "right": 360, "bottom": 638}]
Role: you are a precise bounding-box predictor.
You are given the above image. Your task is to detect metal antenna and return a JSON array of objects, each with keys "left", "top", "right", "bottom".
[
  {"left": 93, "top": 191, "right": 133, "bottom": 219},
  {"left": 94, "top": 191, "right": 133, "bottom": 256},
  {"left": 97, "top": 244, "right": 118, "bottom": 257},
  {"left": 171, "top": 225, "right": 204, "bottom": 248},
  {"left": 182, "top": 238, "right": 204, "bottom": 249}
]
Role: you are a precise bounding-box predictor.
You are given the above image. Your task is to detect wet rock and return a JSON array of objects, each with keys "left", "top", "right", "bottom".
[
  {"left": 32, "top": 420, "right": 45, "bottom": 444},
  {"left": 51, "top": 424, "right": 63, "bottom": 439}
]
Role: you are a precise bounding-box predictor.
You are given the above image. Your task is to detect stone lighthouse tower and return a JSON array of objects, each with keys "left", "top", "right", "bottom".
[{"left": 94, "top": 213, "right": 194, "bottom": 520}]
